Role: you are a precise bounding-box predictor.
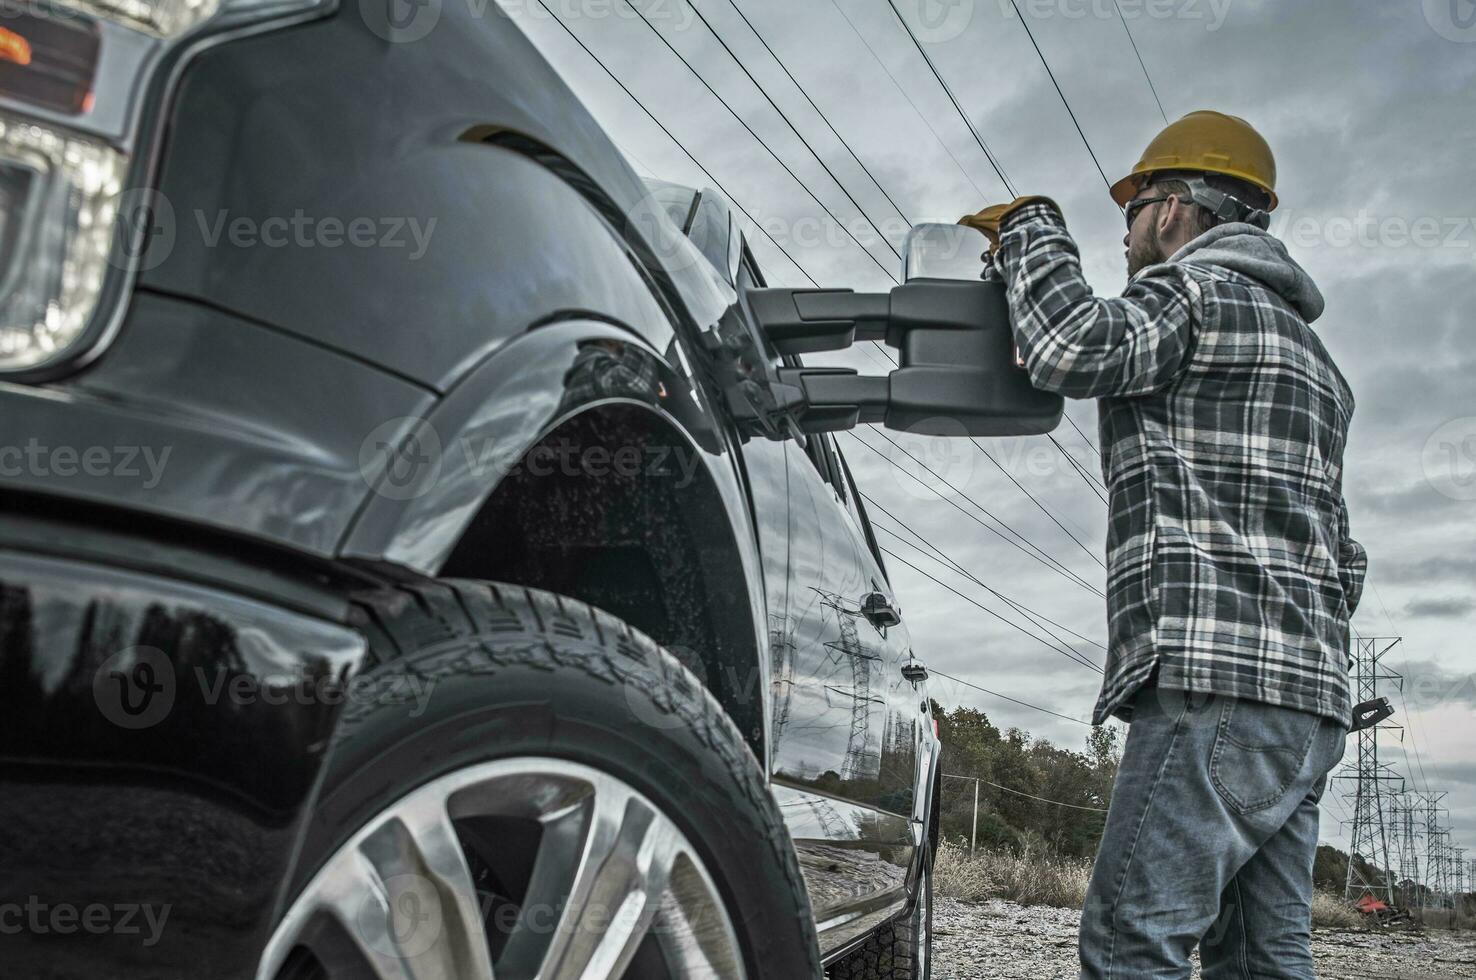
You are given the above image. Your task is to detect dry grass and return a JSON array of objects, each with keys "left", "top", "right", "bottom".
[
  {"left": 938, "top": 843, "right": 1367, "bottom": 931},
  {"left": 1311, "top": 890, "right": 1364, "bottom": 930},
  {"left": 934, "top": 841, "right": 1092, "bottom": 908}
]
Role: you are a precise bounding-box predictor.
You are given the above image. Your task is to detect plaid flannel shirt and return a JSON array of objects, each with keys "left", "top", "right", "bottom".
[{"left": 986, "top": 203, "right": 1367, "bottom": 727}]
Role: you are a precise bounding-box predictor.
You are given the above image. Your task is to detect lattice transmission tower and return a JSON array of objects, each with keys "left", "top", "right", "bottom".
[
  {"left": 1422, "top": 793, "right": 1452, "bottom": 912},
  {"left": 1334, "top": 636, "right": 1404, "bottom": 902},
  {"left": 1389, "top": 794, "right": 1422, "bottom": 907}
]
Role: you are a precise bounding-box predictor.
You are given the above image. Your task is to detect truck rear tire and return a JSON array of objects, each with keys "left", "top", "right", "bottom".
[
  {"left": 826, "top": 851, "right": 932, "bottom": 980},
  {"left": 256, "top": 580, "right": 822, "bottom": 980}
]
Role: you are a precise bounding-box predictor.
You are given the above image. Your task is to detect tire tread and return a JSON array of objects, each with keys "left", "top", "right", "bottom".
[{"left": 340, "top": 578, "right": 823, "bottom": 977}]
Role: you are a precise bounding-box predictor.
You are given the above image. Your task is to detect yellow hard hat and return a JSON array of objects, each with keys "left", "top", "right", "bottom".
[{"left": 1110, "top": 110, "right": 1278, "bottom": 210}]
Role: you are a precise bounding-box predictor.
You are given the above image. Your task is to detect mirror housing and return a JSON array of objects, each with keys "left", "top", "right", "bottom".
[{"left": 747, "top": 224, "right": 1063, "bottom": 437}]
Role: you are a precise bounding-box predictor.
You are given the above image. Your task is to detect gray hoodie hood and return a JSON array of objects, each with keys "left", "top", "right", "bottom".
[{"left": 1162, "top": 222, "right": 1325, "bottom": 323}]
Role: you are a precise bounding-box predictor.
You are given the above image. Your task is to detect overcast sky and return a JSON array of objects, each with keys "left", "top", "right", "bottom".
[{"left": 506, "top": 0, "right": 1476, "bottom": 864}]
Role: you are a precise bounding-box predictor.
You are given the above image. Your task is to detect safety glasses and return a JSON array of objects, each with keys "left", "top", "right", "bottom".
[{"left": 1124, "top": 194, "right": 1176, "bottom": 232}]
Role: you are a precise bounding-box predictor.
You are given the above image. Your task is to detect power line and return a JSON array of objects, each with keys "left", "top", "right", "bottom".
[
  {"left": 1063, "top": 411, "right": 1101, "bottom": 456},
  {"left": 859, "top": 427, "right": 1105, "bottom": 596},
  {"left": 872, "top": 519, "right": 1101, "bottom": 669},
  {"left": 882, "top": 0, "right": 1016, "bottom": 196},
  {"left": 529, "top": 0, "right": 821, "bottom": 287},
  {"left": 1111, "top": 0, "right": 1169, "bottom": 125},
  {"left": 881, "top": 545, "right": 1102, "bottom": 675},
  {"left": 824, "top": 0, "right": 991, "bottom": 201},
  {"left": 971, "top": 436, "right": 1106, "bottom": 570},
  {"left": 943, "top": 772, "right": 1107, "bottom": 811},
  {"left": 1050, "top": 433, "right": 1109, "bottom": 504},
  {"left": 851, "top": 428, "right": 1103, "bottom": 598},
  {"left": 1003, "top": 0, "right": 1114, "bottom": 195},
  {"left": 930, "top": 670, "right": 1092, "bottom": 726},
  {"left": 622, "top": 0, "right": 899, "bottom": 283},
  {"left": 863, "top": 493, "right": 1105, "bottom": 652},
  {"left": 685, "top": 0, "right": 904, "bottom": 262},
  {"left": 725, "top": 0, "right": 914, "bottom": 227}
]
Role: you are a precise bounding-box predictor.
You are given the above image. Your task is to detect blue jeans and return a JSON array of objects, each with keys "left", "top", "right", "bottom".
[{"left": 1079, "top": 683, "right": 1347, "bottom": 979}]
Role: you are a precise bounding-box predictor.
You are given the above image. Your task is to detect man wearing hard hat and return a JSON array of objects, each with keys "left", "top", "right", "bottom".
[{"left": 961, "top": 111, "right": 1366, "bottom": 978}]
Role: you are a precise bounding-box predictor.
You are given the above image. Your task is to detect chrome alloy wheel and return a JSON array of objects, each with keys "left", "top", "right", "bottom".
[{"left": 257, "top": 758, "right": 748, "bottom": 980}]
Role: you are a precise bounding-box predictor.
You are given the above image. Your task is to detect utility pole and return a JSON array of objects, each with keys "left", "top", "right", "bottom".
[
  {"left": 1334, "top": 637, "right": 1404, "bottom": 903},
  {"left": 940, "top": 772, "right": 983, "bottom": 857},
  {"left": 971, "top": 777, "right": 979, "bottom": 856}
]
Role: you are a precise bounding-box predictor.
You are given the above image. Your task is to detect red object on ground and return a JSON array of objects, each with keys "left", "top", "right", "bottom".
[{"left": 1355, "top": 893, "right": 1389, "bottom": 914}]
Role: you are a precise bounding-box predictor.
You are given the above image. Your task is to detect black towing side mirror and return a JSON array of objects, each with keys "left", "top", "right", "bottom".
[{"left": 746, "top": 224, "right": 1063, "bottom": 438}]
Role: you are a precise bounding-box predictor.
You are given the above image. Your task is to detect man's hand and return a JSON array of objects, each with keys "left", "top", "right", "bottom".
[{"left": 957, "top": 195, "right": 1059, "bottom": 250}]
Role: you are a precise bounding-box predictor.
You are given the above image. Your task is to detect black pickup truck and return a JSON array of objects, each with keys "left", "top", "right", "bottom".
[{"left": 0, "top": 0, "right": 1061, "bottom": 976}]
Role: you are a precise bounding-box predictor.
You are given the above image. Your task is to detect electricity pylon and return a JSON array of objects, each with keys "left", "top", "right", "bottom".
[
  {"left": 1421, "top": 793, "right": 1452, "bottom": 911},
  {"left": 818, "top": 591, "right": 882, "bottom": 783},
  {"left": 1389, "top": 794, "right": 1422, "bottom": 907},
  {"left": 1334, "top": 636, "right": 1404, "bottom": 903}
]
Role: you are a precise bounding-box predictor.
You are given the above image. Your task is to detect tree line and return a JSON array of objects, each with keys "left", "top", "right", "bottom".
[{"left": 932, "top": 700, "right": 1119, "bottom": 859}]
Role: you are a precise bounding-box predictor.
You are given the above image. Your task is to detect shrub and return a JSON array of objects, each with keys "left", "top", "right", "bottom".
[
  {"left": 934, "top": 841, "right": 1091, "bottom": 908},
  {"left": 1311, "top": 890, "right": 1363, "bottom": 930}
]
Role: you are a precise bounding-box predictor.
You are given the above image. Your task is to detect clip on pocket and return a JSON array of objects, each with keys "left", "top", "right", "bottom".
[{"left": 1350, "top": 697, "right": 1394, "bottom": 732}]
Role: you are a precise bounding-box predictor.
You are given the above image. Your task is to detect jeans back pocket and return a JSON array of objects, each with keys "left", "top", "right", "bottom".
[{"left": 1209, "top": 698, "right": 1320, "bottom": 815}]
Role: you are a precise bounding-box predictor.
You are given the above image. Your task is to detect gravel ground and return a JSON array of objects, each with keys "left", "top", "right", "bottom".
[{"left": 933, "top": 896, "right": 1476, "bottom": 979}]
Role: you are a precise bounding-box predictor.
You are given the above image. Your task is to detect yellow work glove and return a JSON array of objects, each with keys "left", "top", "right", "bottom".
[{"left": 957, "top": 195, "right": 1059, "bottom": 249}]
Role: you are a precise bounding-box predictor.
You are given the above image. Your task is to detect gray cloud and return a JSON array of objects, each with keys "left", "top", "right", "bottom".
[{"left": 1405, "top": 596, "right": 1475, "bottom": 619}]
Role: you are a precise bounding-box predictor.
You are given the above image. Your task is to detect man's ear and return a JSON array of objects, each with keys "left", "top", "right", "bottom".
[{"left": 1159, "top": 195, "right": 1194, "bottom": 239}]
